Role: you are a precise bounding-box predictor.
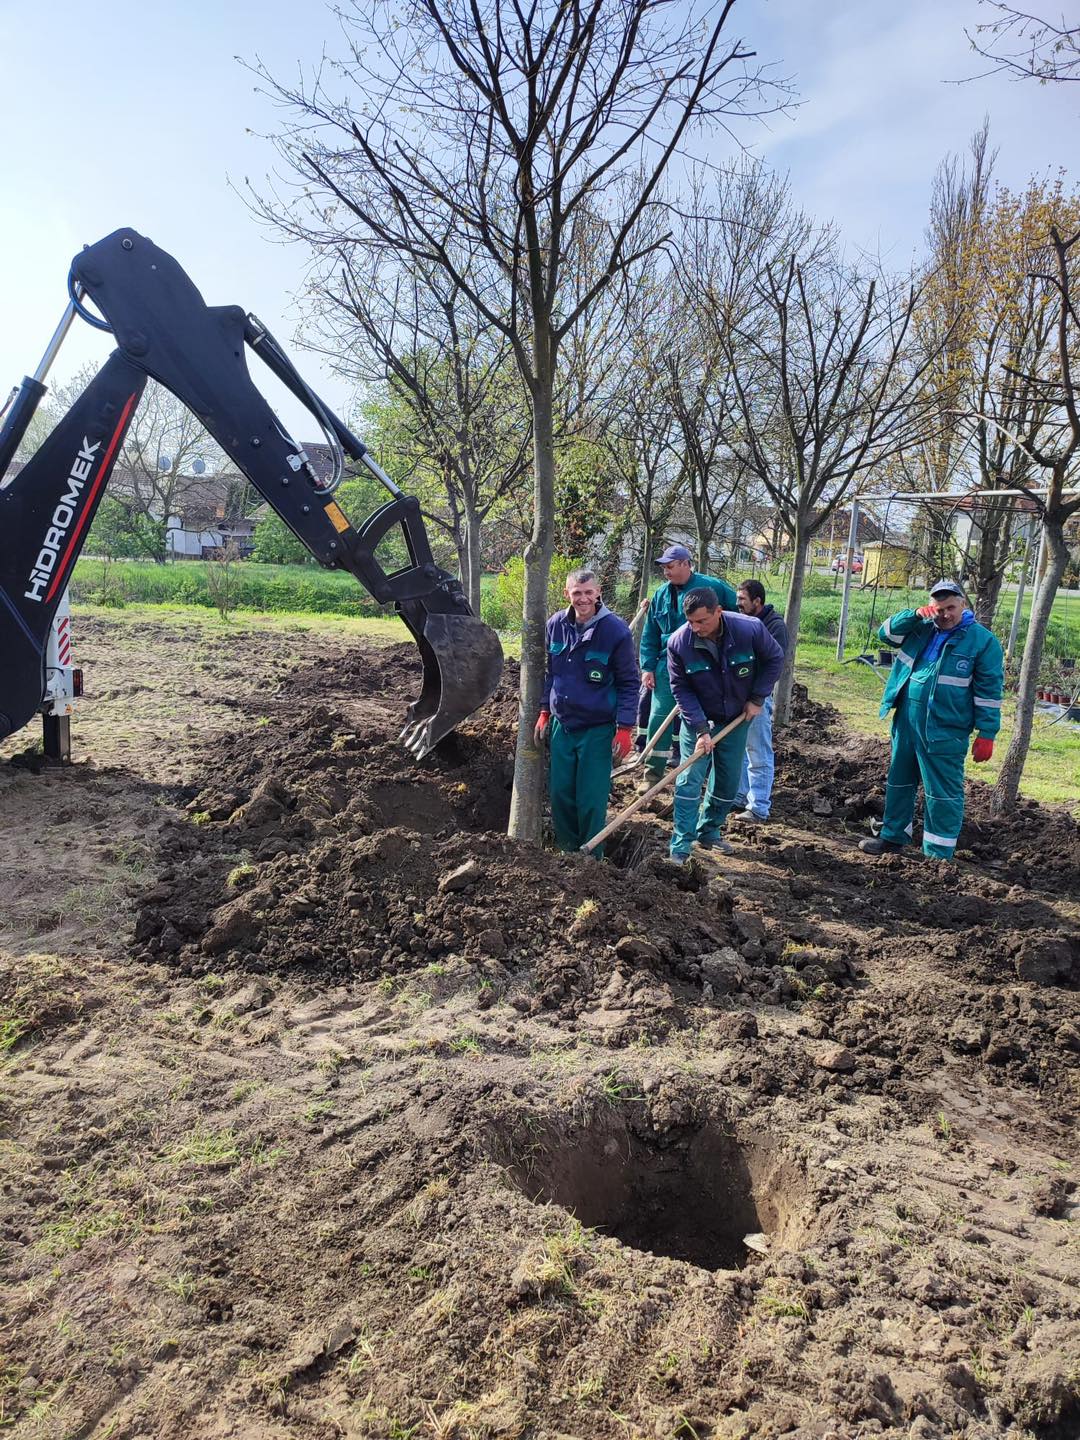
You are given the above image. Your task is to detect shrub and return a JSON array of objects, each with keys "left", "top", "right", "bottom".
[{"left": 487, "top": 554, "right": 582, "bottom": 633}]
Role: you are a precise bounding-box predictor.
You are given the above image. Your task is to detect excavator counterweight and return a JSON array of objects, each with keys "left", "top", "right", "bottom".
[{"left": 0, "top": 228, "right": 503, "bottom": 756}]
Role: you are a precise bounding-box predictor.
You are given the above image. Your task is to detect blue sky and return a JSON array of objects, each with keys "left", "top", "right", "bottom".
[{"left": 0, "top": 0, "right": 1075, "bottom": 445}]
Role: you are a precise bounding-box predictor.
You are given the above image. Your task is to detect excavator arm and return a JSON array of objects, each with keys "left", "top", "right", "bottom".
[{"left": 0, "top": 228, "right": 503, "bottom": 756}]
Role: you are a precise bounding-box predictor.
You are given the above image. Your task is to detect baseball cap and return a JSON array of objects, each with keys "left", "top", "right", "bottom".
[
  {"left": 929, "top": 579, "right": 965, "bottom": 599},
  {"left": 656, "top": 544, "right": 692, "bottom": 565}
]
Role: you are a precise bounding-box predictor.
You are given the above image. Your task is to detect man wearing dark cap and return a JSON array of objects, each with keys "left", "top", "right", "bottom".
[
  {"left": 638, "top": 545, "right": 737, "bottom": 784},
  {"left": 861, "top": 580, "right": 1004, "bottom": 861}
]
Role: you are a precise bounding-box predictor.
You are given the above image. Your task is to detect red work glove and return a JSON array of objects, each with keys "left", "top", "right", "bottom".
[
  {"left": 612, "top": 726, "right": 634, "bottom": 762},
  {"left": 972, "top": 737, "right": 994, "bottom": 763},
  {"left": 534, "top": 710, "right": 551, "bottom": 745},
  {"left": 916, "top": 604, "right": 936, "bottom": 619}
]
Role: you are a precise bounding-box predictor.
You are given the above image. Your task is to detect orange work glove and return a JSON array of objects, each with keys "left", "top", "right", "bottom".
[
  {"left": 916, "top": 604, "right": 936, "bottom": 619},
  {"left": 972, "top": 737, "right": 994, "bottom": 763},
  {"left": 612, "top": 726, "right": 634, "bottom": 762},
  {"left": 534, "top": 710, "right": 551, "bottom": 745}
]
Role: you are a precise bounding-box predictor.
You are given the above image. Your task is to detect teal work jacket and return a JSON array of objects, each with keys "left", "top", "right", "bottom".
[
  {"left": 639, "top": 571, "right": 737, "bottom": 673},
  {"left": 878, "top": 610, "right": 1004, "bottom": 742}
]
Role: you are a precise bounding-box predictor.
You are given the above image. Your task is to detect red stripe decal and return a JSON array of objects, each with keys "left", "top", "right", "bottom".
[{"left": 46, "top": 392, "right": 139, "bottom": 603}]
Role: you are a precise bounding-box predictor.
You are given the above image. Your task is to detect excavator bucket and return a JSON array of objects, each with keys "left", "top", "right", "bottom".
[{"left": 397, "top": 599, "right": 505, "bottom": 757}]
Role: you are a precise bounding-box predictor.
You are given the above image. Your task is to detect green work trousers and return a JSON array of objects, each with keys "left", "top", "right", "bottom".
[
  {"left": 549, "top": 718, "right": 615, "bottom": 857},
  {"left": 643, "top": 663, "right": 677, "bottom": 778},
  {"left": 881, "top": 693, "right": 967, "bottom": 859},
  {"left": 671, "top": 719, "right": 749, "bottom": 859}
]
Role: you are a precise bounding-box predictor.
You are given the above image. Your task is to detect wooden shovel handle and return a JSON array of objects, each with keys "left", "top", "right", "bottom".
[
  {"left": 582, "top": 712, "right": 748, "bottom": 854},
  {"left": 611, "top": 702, "right": 679, "bottom": 778}
]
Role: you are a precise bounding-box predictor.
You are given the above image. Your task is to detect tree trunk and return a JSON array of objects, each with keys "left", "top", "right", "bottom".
[
  {"left": 991, "top": 520, "right": 1068, "bottom": 815},
  {"left": 462, "top": 506, "right": 483, "bottom": 616},
  {"left": 774, "top": 523, "right": 811, "bottom": 727},
  {"left": 507, "top": 376, "right": 556, "bottom": 843},
  {"left": 637, "top": 527, "right": 654, "bottom": 606},
  {"left": 971, "top": 504, "right": 1011, "bottom": 628},
  {"left": 695, "top": 509, "right": 710, "bottom": 576}
]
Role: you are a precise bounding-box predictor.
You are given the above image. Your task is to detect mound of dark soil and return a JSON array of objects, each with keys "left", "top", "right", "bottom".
[{"left": 134, "top": 646, "right": 837, "bottom": 1019}]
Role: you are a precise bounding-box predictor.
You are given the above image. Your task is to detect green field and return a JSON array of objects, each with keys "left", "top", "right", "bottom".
[{"left": 71, "top": 557, "right": 1080, "bottom": 669}]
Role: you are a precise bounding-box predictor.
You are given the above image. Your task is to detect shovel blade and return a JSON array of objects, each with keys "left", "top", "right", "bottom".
[{"left": 397, "top": 604, "right": 504, "bottom": 758}]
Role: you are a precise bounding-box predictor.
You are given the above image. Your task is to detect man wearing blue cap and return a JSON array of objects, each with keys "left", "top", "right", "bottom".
[
  {"left": 638, "top": 545, "right": 737, "bottom": 783},
  {"left": 861, "top": 580, "right": 1004, "bottom": 861}
]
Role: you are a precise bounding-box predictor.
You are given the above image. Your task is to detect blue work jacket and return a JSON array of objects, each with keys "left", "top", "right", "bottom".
[
  {"left": 878, "top": 610, "right": 1004, "bottom": 741},
  {"left": 542, "top": 604, "right": 640, "bottom": 732},
  {"left": 667, "top": 612, "right": 784, "bottom": 731},
  {"left": 640, "top": 571, "right": 737, "bottom": 672}
]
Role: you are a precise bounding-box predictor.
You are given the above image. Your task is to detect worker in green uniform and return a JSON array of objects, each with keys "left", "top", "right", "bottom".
[
  {"left": 638, "top": 545, "right": 737, "bottom": 785},
  {"left": 861, "top": 579, "right": 1004, "bottom": 861},
  {"left": 535, "top": 569, "right": 639, "bottom": 857}
]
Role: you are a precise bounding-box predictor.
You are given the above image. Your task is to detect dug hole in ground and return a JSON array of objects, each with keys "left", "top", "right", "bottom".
[{"left": 1, "top": 611, "right": 1078, "bottom": 1440}]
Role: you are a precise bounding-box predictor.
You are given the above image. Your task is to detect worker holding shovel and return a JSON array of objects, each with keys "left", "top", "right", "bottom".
[
  {"left": 534, "top": 569, "right": 639, "bottom": 858},
  {"left": 666, "top": 588, "right": 784, "bottom": 865}
]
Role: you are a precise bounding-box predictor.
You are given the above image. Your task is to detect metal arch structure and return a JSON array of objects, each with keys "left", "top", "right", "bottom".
[{"left": 834, "top": 488, "right": 1080, "bottom": 666}]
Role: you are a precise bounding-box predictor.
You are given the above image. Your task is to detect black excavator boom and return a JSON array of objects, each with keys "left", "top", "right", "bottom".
[{"left": 0, "top": 228, "right": 503, "bottom": 754}]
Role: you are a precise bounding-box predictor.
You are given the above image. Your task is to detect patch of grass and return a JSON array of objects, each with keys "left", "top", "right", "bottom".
[
  {"left": 161, "top": 1272, "right": 198, "bottom": 1302},
  {"left": 449, "top": 1030, "right": 482, "bottom": 1056},
  {"left": 227, "top": 864, "right": 257, "bottom": 889},
  {"left": 0, "top": 953, "right": 83, "bottom": 1061},
  {"left": 166, "top": 1126, "right": 242, "bottom": 1167},
  {"left": 598, "top": 1072, "right": 643, "bottom": 1106},
  {"left": 759, "top": 1289, "right": 810, "bottom": 1321},
  {"left": 230, "top": 1080, "right": 261, "bottom": 1103}
]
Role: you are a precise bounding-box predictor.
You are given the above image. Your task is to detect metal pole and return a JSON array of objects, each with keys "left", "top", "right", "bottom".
[
  {"left": 33, "top": 301, "right": 79, "bottom": 384},
  {"left": 835, "top": 499, "right": 860, "bottom": 661},
  {"left": 1006, "top": 517, "right": 1037, "bottom": 664}
]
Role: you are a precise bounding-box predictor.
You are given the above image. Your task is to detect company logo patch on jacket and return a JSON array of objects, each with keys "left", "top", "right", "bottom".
[
  {"left": 587, "top": 667, "right": 605, "bottom": 683},
  {"left": 954, "top": 657, "right": 971, "bottom": 674}
]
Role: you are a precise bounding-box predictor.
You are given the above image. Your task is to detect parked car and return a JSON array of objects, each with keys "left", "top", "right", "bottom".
[{"left": 831, "top": 553, "right": 864, "bottom": 574}]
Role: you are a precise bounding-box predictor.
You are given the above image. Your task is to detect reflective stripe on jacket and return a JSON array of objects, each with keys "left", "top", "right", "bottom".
[
  {"left": 542, "top": 604, "right": 640, "bottom": 731},
  {"left": 666, "top": 613, "right": 784, "bottom": 730},
  {"left": 639, "top": 571, "right": 737, "bottom": 672},
  {"left": 878, "top": 609, "right": 1004, "bottom": 740}
]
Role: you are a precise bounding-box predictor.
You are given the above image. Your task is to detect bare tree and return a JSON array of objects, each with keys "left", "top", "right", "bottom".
[
  {"left": 725, "top": 250, "right": 944, "bottom": 724},
  {"left": 973, "top": 225, "right": 1080, "bottom": 812},
  {"left": 248, "top": 0, "right": 783, "bottom": 841},
  {"left": 967, "top": 3, "right": 1080, "bottom": 82},
  {"left": 305, "top": 241, "right": 532, "bottom": 613}
]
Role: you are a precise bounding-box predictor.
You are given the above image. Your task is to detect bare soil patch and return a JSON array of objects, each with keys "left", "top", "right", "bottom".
[{"left": 1, "top": 612, "right": 1078, "bottom": 1440}]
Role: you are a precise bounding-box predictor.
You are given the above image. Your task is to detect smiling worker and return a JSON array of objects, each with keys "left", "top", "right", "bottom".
[
  {"left": 535, "top": 569, "right": 639, "bottom": 857},
  {"left": 861, "top": 580, "right": 1004, "bottom": 861}
]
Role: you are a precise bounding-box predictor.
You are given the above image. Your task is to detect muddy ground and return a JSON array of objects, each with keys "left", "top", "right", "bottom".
[{"left": 1, "top": 609, "right": 1078, "bottom": 1440}]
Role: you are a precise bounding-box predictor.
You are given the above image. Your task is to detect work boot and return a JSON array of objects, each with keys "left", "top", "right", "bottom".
[
  {"left": 729, "top": 808, "right": 767, "bottom": 826},
  {"left": 696, "top": 834, "right": 734, "bottom": 856},
  {"left": 858, "top": 837, "right": 904, "bottom": 856},
  {"left": 637, "top": 771, "right": 664, "bottom": 793}
]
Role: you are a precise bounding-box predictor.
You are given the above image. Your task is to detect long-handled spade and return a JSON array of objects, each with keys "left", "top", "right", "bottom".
[
  {"left": 582, "top": 713, "right": 748, "bottom": 856},
  {"left": 612, "top": 702, "right": 679, "bottom": 778}
]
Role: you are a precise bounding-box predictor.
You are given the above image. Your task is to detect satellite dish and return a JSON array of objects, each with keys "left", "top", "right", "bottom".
[
  {"left": 158, "top": 455, "right": 171, "bottom": 471},
  {"left": 192, "top": 458, "right": 207, "bottom": 475}
]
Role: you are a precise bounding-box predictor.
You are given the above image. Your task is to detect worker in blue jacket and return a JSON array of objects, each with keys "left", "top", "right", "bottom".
[
  {"left": 639, "top": 545, "right": 737, "bottom": 784},
  {"left": 535, "top": 569, "right": 639, "bottom": 857},
  {"left": 666, "top": 587, "right": 784, "bottom": 864},
  {"left": 861, "top": 579, "right": 1004, "bottom": 861}
]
